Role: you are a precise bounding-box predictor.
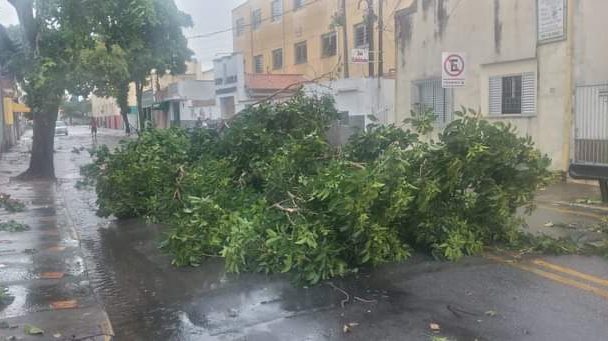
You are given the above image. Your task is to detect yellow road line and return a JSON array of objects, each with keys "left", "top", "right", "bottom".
[
  {"left": 532, "top": 259, "right": 608, "bottom": 289},
  {"left": 485, "top": 254, "right": 608, "bottom": 300},
  {"left": 536, "top": 203, "right": 607, "bottom": 220}
]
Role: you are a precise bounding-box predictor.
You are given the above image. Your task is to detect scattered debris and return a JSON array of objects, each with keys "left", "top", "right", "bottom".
[
  {"left": 0, "top": 286, "right": 14, "bottom": 305},
  {"left": 429, "top": 322, "right": 441, "bottom": 333},
  {"left": 24, "top": 249, "right": 38, "bottom": 255},
  {"left": 485, "top": 310, "right": 498, "bottom": 317},
  {"left": 0, "top": 193, "right": 26, "bottom": 213},
  {"left": 431, "top": 336, "right": 454, "bottom": 341},
  {"left": 0, "top": 220, "right": 31, "bottom": 232},
  {"left": 343, "top": 323, "right": 359, "bottom": 334},
  {"left": 574, "top": 198, "right": 603, "bottom": 205},
  {"left": 24, "top": 323, "right": 44, "bottom": 335}
]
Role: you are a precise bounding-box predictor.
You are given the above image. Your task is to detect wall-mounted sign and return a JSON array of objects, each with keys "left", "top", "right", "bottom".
[
  {"left": 351, "top": 48, "right": 369, "bottom": 64},
  {"left": 537, "top": 0, "right": 567, "bottom": 43},
  {"left": 442, "top": 52, "right": 466, "bottom": 88}
]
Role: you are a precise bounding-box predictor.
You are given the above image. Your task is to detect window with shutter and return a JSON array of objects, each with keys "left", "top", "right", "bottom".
[
  {"left": 489, "top": 72, "right": 537, "bottom": 115},
  {"left": 521, "top": 72, "right": 537, "bottom": 114}
]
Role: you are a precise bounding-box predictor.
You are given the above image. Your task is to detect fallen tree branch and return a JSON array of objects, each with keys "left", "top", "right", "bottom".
[{"left": 327, "top": 282, "right": 350, "bottom": 308}]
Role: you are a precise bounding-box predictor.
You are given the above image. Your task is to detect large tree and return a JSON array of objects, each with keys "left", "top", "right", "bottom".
[
  {"left": 87, "top": 0, "right": 193, "bottom": 133},
  {"left": 1, "top": 0, "right": 192, "bottom": 178}
]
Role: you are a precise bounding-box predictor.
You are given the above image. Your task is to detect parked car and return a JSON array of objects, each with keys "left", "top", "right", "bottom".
[{"left": 55, "top": 121, "right": 68, "bottom": 136}]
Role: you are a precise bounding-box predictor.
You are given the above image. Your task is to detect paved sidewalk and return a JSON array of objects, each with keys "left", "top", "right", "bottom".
[{"left": 0, "top": 128, "right": 114, "bottom": 341}]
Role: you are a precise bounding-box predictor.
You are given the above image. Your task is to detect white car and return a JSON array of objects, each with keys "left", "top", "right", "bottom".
[{"left": 55, "top": 121, "right": 68, "bottom": 136}]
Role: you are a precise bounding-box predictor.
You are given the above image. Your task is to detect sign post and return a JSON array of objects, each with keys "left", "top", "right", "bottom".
[
  {"left": 537, "top": 0, "right": 567, "bottom": 44},
  {"left": 351, "top": 48, "right": 370, "bottom": 64},
  {"left": 442, "top": 52, "right": 466, "bottom": 88}
]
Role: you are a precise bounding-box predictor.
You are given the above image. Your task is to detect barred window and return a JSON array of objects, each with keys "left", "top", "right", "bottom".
[
  {"left": 253, "top": 55, "right": 264, "bottom": 74},
  {"left": 236, "top": 18, "right": 245, "bottom": 36},
  {"left": 295, "top": 41, "right": 307, "bottom": 64},
  {"left": 354, "top": 23, "right": 368, "bottom": 48},
  {"left": 272, "top": 48, "right": 283, "bottom": 70},
  {"left": 411, "top": 79, "right": 454, "bottom": 125},
  {"left": 271, "top": 0, "right": 282, "bottom": 22},
  {"left": 252, "top": 9, "right": 262, "bottom": 30},
  {"left": 321, "top": 32, "right": 337, "bottom": 57}
]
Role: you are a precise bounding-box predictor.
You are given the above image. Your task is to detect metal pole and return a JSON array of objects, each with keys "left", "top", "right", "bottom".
[
  {"left": 0, "top": 67, "right": 5, "bottom": 152},
  {"left": 341, "top": 0, "right": 350, "bottom": 78},
  {"left": 378, "top": 0, "right": 384, "bottom": 80},
  {"left": 367, "top": 0, "right": 375, "bottom": 78}
]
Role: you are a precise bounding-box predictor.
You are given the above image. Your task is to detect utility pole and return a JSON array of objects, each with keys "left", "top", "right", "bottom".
[
  {"left": 377, "top": 0, "right": 384, "bottom": 80},
  {"left": 366, "top": 0, "right": 375, "bottom": 78},
  {"left": 341, "top": 0, "right": 350, "bottom": 78},
  {"left": 0, "top": 67, "right": 5, "bottom": 152}
]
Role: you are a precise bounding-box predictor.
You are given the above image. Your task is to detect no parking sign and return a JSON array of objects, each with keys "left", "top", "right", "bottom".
[{"left": 442, "top": 52, "right": 466, "bottom": 88}]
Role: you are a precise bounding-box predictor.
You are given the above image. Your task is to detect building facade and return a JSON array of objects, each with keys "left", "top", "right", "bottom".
[
  {"left": 394, "top": 0, "right": 608, "bottom": 171},
  {"left": 232, "top": 0, "right": 413, "bottom": 79},
  {"left": 214, "top": 52, "right": 308, "bottom": 119}
]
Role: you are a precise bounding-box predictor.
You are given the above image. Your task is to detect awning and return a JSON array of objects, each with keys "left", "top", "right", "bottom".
[
  {"left": 3, "top": 97, "right": 31, "bottom": 124},
  {"left": 12, "top": 102, "right": 30, "bottom": 113}
]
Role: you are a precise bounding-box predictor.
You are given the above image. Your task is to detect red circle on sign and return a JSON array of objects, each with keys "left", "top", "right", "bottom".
[{"left": 444, "top": 54, "right": 465, "bottom": 77}]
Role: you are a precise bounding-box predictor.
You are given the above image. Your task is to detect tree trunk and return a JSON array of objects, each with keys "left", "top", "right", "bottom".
[
  {"left": 117, "top": 82, "right": 131, "bottom": 134},
  {"left": 19, "top": 109, "right": 58, "bottom": 179},
  {"left": 135, "top": 81, "right": 145, "bottom": 130}
]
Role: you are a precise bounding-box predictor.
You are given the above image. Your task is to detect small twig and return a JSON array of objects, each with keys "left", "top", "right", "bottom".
[
  {"left": 327, "top": 282, "right": 350, "bottom": 308},
  {"left": 447, "top": 305, "right": 481, "bottom": 317},
  {"left": 345, "top": 161, "right": 366, "bottom": 170},
  {"left": 354, "top": 296, "right": 377, "bottom": 304},
  {"left": 272, "top": 203, "right": 298, "bottom": 214}
]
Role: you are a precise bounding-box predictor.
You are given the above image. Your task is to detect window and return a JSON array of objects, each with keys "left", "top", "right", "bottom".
[
  {"left": 294, "top": 0, "right": 305, "bottom": 10},
  {"left": 295, "top": 41, "right": 307, "bottom": 64},
  {"left": 271, "top": 0, "right": 282, "bottom": 22},
  {"left": 321, "top": 32, "right": 337, "bottom": 57},
  {"left": 252, "top": 9, "right": 262, "bottom": 30},
  {"left": 489, "top": 72, "right": 536, "bottom": 115},
  {"left": 354, "top": 22, "right": 369, "bottom": 48},
  {"left": 236, "top": 18, "right": 245, "bottom": 36},
  {"left": 272, "top": 48, "right": 283, "bottom": 70},
  {"left": 253, "top": 55, "right": 264, "bottom": 73},
  {"left": 411, "top": 79, "right": 454, "bottom": 125}
]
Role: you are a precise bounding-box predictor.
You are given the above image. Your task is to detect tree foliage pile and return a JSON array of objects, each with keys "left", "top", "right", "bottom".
[{"left": 85, "top": 94, "right": 551, "bottom": 284}]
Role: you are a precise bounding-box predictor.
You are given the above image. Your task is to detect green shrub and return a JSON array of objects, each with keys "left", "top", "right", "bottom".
[{"left": 84, "top": 94, "right": 551, "bottom": 284}]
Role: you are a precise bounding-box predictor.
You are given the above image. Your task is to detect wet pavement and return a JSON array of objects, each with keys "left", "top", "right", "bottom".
[
  {"left": 2, "top": 127, "right": 608, "bottom": 341},
  {"left": 0, "top": 127, "right": 115, "bottom": 340}
]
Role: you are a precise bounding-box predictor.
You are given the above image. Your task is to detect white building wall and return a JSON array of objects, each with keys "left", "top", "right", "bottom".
[
  {"left": 305, "top": 77, "right": 395, "bottom": 126},
  {"left": 394, "top": 0, "right": 587, "bottom": 171}
]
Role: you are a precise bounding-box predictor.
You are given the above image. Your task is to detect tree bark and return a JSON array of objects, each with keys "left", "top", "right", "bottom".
[
  {"left": 135, "top": 80, "right": 145, "bottom": 130},
  {"left": 19, "top": 108, "right": 58, "bottom": 179},
  {"left": 117, "top": 82, "right": 131, "bottom": 134}
]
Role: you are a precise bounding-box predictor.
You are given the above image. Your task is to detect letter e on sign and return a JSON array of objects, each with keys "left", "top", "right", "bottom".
[{"left": 442, "top": 52, "right": 466, "bottom": 88}]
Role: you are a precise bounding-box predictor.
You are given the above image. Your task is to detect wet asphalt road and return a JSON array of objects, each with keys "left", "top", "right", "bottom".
[{"left": 3, "top": 127, "right": 608, "bottom": 341}]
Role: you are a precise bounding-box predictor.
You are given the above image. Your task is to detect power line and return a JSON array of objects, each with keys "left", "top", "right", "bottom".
[{"left": 187, "top": 0, "right": 324, "bottom": 40}]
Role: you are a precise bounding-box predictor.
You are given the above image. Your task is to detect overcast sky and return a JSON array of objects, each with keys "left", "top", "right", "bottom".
[{"left": 0, "top": 0, "right": 244, "bottom": 70}]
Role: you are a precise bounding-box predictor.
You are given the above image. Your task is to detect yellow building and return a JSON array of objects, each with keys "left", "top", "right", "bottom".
[{"left": 232, "top": 0, "right": 412, "bottom": 79}]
